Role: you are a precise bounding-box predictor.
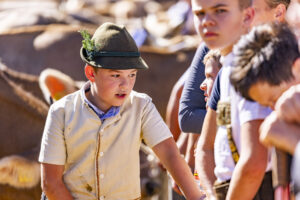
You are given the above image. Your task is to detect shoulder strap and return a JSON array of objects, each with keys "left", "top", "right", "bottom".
[{"left": 216, "top": 101, "right": 239, "bottom": 164}]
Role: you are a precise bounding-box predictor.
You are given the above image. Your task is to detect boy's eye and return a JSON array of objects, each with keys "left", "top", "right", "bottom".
[
  {"left": 215, "top": 9, "right": 226, "bottom": 14},
  {"left": 205, "top": 74, "right": 212, "bottom": 79},
  {"left": 194, "top": 10, "right": 205, "bottom": 17},
  {"left": 129, "top": 73, "right": 136, "bottom": 78},
  {"left": 111, "top": 74, "right": 120, "bottom": 78}
]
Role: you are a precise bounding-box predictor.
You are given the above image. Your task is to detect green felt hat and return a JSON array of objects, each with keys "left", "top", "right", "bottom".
[{"left": 80, "top": 22, "right": 148, "bottom": 70}]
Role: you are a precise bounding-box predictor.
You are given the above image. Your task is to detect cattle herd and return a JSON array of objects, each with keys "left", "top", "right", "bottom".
[{"left": 0, "top": 0, "right": 199, "bottom": 199}]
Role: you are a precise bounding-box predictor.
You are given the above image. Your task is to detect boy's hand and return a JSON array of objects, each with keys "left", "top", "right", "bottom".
[
  {"left": 41, "top": 163, "right": 74, "bottom": 200},
  {"left": 171, "top": 178, "right": 183, "bottom": 195},
  {"left": 152, "top": 138, "right": 205, "bottom": 200},
  {"left": 275, "top": 85, "right": 300, "bottom": 124},
  {"left": 259, "top": 112, "right": 285, "bottom": 146},
  {"left": 260, "top": 111, "right": 300, "bottom": 154}
]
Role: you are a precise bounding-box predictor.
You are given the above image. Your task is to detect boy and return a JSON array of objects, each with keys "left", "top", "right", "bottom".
[
  {"left": 230, "top": 22, "right": 300, "bottom": 154},
  {"left": 229, "top": 21, "right": 300, "bottom": 200},
  {"left": 200, "top": 49, "right": 221, "bottom": 106},
  {"left": 191, "top": 0, "right": 258, "bottom": 198},
  {"left": 39, "top": 22, "right": 203, "bottom": 200}
]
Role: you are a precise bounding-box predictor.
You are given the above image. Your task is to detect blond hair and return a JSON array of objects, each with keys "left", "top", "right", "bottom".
[{"left": 203, "top": 49, "right": 222, "bottom": 69}]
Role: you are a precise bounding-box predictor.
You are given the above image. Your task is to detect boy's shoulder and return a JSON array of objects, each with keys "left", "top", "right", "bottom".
[
  {"left": 130, "top": 90, "right": 152, "bottom": 101},
  {"left": 123, "top": 90, "right": 153, "bottom": 108}
]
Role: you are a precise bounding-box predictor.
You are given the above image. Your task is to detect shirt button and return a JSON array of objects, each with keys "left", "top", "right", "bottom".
[
  {"left": 100, "top": 152, "right": 104, "bottom": 157},
  {"left": 100, "top": 196, "right": 105, "bottom": 200},
  {"left": 100, "top": 174, "right": 104, "bottom": 179}
]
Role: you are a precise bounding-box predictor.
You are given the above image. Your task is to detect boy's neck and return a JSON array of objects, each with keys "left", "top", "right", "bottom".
[
  {"left": 86, "top": 89, "right": 110, "bottom": 113},
  {"left": 221, "top": 45, "right": 233, "bottom": 56}
]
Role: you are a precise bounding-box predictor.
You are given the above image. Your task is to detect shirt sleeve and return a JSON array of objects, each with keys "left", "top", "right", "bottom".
[
  {"left": 292, "top": 142, "right": 300, "bottom": 196},
  {"left": 178, "top": 43, "right": 209, "bottom": 133},
  {"left": 39, "top": 105, "right": 66, "bottom": 165},
  {"left": 142, "top": 98, "right": 173, "bottom": 148},
  {"left": 238, "top": 98, "right": 272, "bottom": 125},
  {"left": 208, "top": 68, "right": 222, "bottom": 111}
]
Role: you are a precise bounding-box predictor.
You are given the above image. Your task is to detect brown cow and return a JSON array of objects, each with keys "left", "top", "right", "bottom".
[{"left": 0, "top": 63, "right": 46, "bottom": 200}]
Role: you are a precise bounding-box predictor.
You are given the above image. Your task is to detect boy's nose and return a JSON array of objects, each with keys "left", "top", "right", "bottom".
[
  {"left": 200, "top": 81, "right": 207, "bottom": 91},
  {"left": 202, "top": 14, "right": 215, "bottom": 27},
  {"left": 120, "top": 78, "right": 129, "bottom": 88}
]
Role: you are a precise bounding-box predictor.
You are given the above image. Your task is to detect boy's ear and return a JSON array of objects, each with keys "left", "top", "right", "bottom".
[
  {"left": 292, "top": 58, "right": 300, "bottom": 82},
  {"left": 242, "top": 7, "right": 255, "bottom": 28},
  {"left": 85, "top": 65, "right": 96, "bottom": 82},
  {"left": 292, "top": 58, "right": 300, "bottom": 77},
  {"left": 274, "top": 4, "right": 286, "bottom": 22}
]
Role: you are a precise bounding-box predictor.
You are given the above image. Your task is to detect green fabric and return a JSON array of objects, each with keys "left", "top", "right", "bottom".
[{"left": 80, "top": 22, "right": 148, "bottom": 70}]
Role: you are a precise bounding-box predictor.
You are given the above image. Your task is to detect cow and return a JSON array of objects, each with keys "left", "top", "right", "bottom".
[{"left": 0, "top": 63, "right": 46, "bottom": 200}]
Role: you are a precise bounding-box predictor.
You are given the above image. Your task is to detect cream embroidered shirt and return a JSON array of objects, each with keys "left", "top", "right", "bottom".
[{"left": 39, "top": 82, "right": 172, "bottom": 200}]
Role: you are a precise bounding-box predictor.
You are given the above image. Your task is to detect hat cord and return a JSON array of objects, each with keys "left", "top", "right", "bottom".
[{"left": 86, "top": 49, "right": 140, "bottom": 60}]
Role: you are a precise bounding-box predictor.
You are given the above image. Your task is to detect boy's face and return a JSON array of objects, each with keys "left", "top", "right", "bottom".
[
  {"left": 248, "top": 59, "right": 300, "bottom": 110},
  {"left": 192, "top": 0, "right": 250, "bottom": 54},
  {"left": 87, "top": 67, "right": 137, "bottom": 112},
  {"left": 251, "top": 0, "right": 277, "bottom": 26},
  {"left": 248, "top": 81, "right": 291, "bottom": 110},
  {"left": 286, "top": 0, "right": 300, "bottom": 46},
  {"left": 200, "top": 59, "right": 220, "bottom": 102}
]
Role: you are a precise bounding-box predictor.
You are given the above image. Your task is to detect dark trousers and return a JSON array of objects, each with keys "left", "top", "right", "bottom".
[
  {"left": 41, "top": 192, "right": 48, "bottom": 200},
  {"left": 213, "top": 171, "right": 274, "bottom": 200}
]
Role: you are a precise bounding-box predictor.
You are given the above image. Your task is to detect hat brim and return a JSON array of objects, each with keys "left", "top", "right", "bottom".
[{"left": 80, "top": 47, "right": 148, "bottom": 70}]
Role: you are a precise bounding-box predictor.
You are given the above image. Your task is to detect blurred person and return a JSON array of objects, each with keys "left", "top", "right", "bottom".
[
  {"left": 165, "top": 5, "right": 209, "bottom": 191},
  {"left": 165, "top": 69, "right": 189, "bottom": 142},
  {"left": 200, "top": 49, "right": 222, "bottom": 107},
  {"left": 167, "top": 9, "right": 209, "bottom": 198},
  {"left": 285, "top": 0, "right": 300, "bottom": 47},
  {"left": 165, "top": 44, "right": 208, "bottom": 197},
  {"left": 264, "top": 2, "right": 300, "bottom": 197},
  {"left": 194, "top": 0, "right": 289, "bottom": 199}
]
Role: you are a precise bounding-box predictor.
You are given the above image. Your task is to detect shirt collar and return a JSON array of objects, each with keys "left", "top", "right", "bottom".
[
  {"left": 220, "top": 52, "right": 234, "bottom": 68},
  {"left": 81, "top": 82, "right": 120, "bottom": 121}
]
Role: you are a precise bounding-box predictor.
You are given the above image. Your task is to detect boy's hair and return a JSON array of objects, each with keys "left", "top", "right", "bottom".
[
  {"left": 86, "top": 64, "right": 99, "bottom": 73},
  {"left": 238, "top": 0, "right": 290, "bottom": 15},
  {"left": 203, "top": 49, "right": 222, "bottom": 69},
  {"left": 230, "top": 22, "right": 300, "bottom": 101},
  {"left": 266, "top": 0, "right": 290, "bottom": 8},
  {"left": 92, "top": 66, "right": 99, "bottom": 73},
  {"left": 238, "top": 0, "right": 253, "bottom": 10}
]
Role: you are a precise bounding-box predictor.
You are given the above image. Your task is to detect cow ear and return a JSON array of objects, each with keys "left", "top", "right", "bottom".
[
  {"left": 39, "top": 68, "right": 78, "bottom": 103},
  {"left": 85, "top": 65, "right": 96, "bottom": 82}
]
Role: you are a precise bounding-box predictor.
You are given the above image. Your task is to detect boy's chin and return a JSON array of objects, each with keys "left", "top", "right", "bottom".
[
  {"left": 204, "top": 41, "right": 223, "bottom": 51},
  {"left": 112, "top": 98, "right": 128, "bottom": 107}
]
